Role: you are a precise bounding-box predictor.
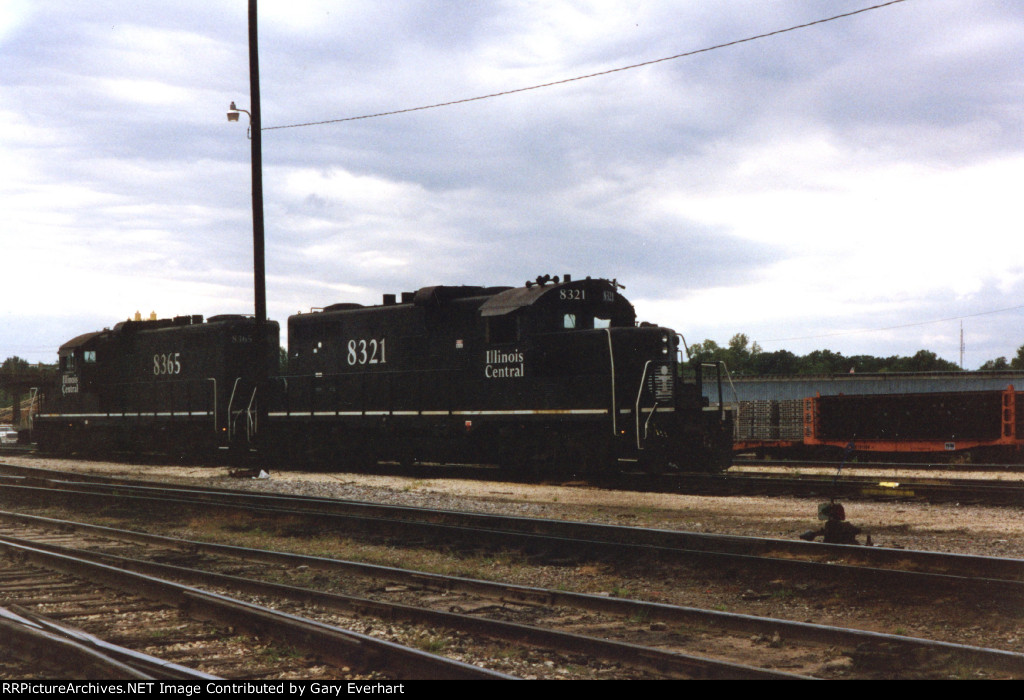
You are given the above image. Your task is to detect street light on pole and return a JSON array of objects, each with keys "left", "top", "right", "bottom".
[{"left": 227, "top": 102, "right": 252, "bottom": 139}]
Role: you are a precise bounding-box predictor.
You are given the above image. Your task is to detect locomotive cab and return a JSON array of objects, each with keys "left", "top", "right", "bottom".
[
  {"left": 55, "top": 331, "right": 104, "bottom": 415},
  {"left": 477, "top": 276, "right": 730, "bottom": 473}
]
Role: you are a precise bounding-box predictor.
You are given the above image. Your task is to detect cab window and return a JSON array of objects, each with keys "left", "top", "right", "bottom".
[{"left": 561, "top": 312, "right": 607, "bottom": 331}]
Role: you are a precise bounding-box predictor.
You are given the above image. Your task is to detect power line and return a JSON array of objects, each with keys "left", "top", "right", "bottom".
[
  {"left": 264, "top": 0, "right": 909, "bottom": 132},
  {"left": 761, "top": 304, "right": 1024, "bottom": 344}
]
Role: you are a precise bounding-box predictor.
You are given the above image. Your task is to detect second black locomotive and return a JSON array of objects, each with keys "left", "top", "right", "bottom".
[{"left": 34, "top": 312, "right": 279, "bottom": 458}]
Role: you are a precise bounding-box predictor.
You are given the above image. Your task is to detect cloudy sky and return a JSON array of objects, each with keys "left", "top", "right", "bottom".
[{"left": 3, "top": 0, "right": 1022, "bottom": 369}]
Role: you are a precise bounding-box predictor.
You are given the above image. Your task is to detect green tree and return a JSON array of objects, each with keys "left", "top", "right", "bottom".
[
  {"left": 688, "top": 334, "right": 970, "bottom": 375},
  {"left": 1013, "top": 344, "right": 1024, "bottom": 370},
  {"left": 802, "top": 349, "right": 848, "bottom": 375},
  {"left": 725, "top": 333, "right": 761, "bottom": 373},
  {"left": 750, "top": 349, "right": 799, "bottom": 375},
  {"left": 0, "top": 357, "right": 29, "bottom": 374},
  {"left": 687, "top": 339, "right": 722, "bottom": 364},
  {"left": 888, "top": 350, "right": 960, "bottom": 373},
  {"left": 689, "top": 335, "right": 763, "bottom": 375},
  {"left": 981, "top": 344, "right": 1024, "bottom": 370},
  {"left": 0, "top": 357, "right": 30, "bottom": 411}
]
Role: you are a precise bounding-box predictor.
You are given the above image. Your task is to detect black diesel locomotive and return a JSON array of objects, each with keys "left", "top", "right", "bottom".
[
  {"left": 35, "top": 276, "right": 733, "bottom": 473},
  {"left": 34, "top": 313, "right": 280, "bottom": 457}
]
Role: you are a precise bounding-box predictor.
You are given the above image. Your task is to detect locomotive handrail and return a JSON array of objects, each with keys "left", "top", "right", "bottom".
[
  {"left": 635, "top": 360, "right": 653, "bottom": 451},
  {"left": 245, "top": 386, "right": 258, "bottom": 442},
  {"left": 701, "top": 361, "right": 739, "bottom": 419},
  {"left": 643, "top": 402, "right": 661, "bottom": 447},
  {"left": 676, "top": 333, "right": 690, "bottom": 361},
  {"left": 27, "top": 387, "right": 39, "bottom": 434},
  {"left": 226, "top": 377, "right": 242, "bottom": 441},
  {"left": 715, "top": 361, "right": 740, "bottom": 408},
  {"left": 604, "top": 328, "right": 617, "bottom": 436}
]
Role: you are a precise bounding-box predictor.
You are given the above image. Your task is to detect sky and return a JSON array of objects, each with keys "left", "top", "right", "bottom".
[{"left": 2, "top": 0, "right": 1023, "bottom": 369}]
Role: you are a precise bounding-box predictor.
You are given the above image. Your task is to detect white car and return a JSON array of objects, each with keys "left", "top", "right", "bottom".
[{"left": 0, "top": 426, "right": 18, "bottom": 445}]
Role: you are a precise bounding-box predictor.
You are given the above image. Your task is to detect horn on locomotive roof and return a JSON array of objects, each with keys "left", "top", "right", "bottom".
[{"left": 525, "top": 274, "right": 561, "bottom": 288}]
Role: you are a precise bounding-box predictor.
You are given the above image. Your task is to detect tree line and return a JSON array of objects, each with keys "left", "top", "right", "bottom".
[{"left": 686, "top": 334, "right": 1024, "bottom": 376}]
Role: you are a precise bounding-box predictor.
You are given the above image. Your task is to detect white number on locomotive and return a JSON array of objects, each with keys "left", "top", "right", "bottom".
[
  {"left": 346, "top": 338, "right": 387, "bottom": 365},
  {"left": 153, "top": 352, "right": 182, "bottom": 375}
]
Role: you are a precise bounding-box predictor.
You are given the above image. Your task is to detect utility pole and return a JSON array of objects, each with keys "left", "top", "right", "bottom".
[
  {"left": 246, "top": 0, "right": 268, "bottom": 456},
  {"left": 247, "top": 0, "right": 267, "bottom": 336},
  {"left": 225, "top": 2, "right": 268, "bottom": 458}
]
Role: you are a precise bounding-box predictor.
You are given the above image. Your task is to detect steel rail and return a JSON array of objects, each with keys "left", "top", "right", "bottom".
[
  {"left": 648, "top": 471, "right": 1024, "bottom": 505},
  {"left": 3, "top": 477, "right": 1023, "bottom": 592},
  {"left": 4, "top": 458, "right": 1024, "bottom": 505},
  {"left": 1, "top": 460, "right": 1014, "bottom": 566},
  {"left": 3, "top": 510, "right": 1024, "bottom": 678},
  {"left": 0, "top": 606, "right": 158, "bottom": 680},
  {"left": 1, "top": 604, "right": 220, "bottom": 680},
  {"left": 0, "top": 531, "right": 809, "bottom": 680},
  {"left": 733, "top": 458, "right": 1024, "bottom": 473},
  {"left": 0, "top": 536, "right": 514, "bottom": 680}
]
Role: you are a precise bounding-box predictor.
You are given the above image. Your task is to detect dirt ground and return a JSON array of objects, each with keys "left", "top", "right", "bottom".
[{"left": 6, "top": 455, "right": 1023, "bottom": 558}]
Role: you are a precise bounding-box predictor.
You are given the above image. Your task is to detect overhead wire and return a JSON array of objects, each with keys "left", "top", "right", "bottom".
[
  {"left": 264, "top": 0, "right": 909, "bottom": 132},
  {"left": 760, "top": 304, "right": 1024, "bottom": 344}
]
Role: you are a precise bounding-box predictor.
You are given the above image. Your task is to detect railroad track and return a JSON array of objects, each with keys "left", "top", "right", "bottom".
[
  {"left": 0, "top": 527, "right": 511, "bottom": 680},
  {"left": 5, "top": 450, "right": 1023, "bottom": 505},
  {"left": 0, "top": 518, "right": 796, "bottom": 680},
  {"left": 2, "top": 463, "right": 1024, "bottom": 597},
  {"left": 733, "top": 458, "right": 1024, "bottom": 473},
  {"left": 2, "top": 511, "right": 1022, "bottom": 679},
  {"left": 0, "top": 568, "right": 220, "bottom": 680},
  {"left": 2, "top": 464, "right": 1023, "bottom": 589},
  {"left": 629, "top": 470, "right": 1024, "bottom": 506}
]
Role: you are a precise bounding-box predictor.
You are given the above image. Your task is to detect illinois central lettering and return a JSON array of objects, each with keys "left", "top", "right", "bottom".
[
  {"left": 61, "top": 374, "right": 79, "bottom": 395},
  {"left": 485, "top": 349, "right": 524, "bottom": 378}
]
